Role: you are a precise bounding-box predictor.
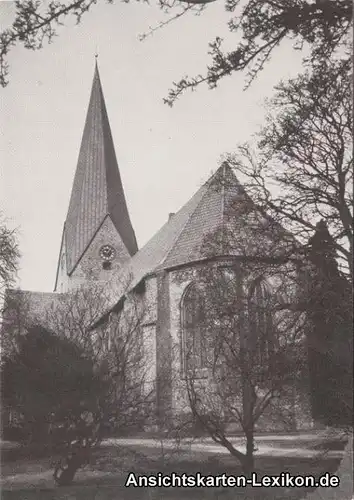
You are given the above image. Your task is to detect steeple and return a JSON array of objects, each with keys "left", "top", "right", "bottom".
[{"left": 54, "top": 63, "right": 138, "bottom": 290}]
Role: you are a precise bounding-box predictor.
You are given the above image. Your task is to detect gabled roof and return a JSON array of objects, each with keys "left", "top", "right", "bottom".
[
  {"left": 155, "top": 162, "right": 244, "bottom": 270},
  {"left": 64, "top": 62, "right": 138, "bottom": 275},
  {"left": 103, "top": 162, "right": 245, "bottom": 314}
]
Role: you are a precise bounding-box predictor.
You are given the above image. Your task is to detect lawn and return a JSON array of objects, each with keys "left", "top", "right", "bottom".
[{"left": 0, "top": 432, "right": 348, "bottom": 500}]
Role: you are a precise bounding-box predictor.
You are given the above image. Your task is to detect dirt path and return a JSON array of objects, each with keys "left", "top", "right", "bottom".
[{"left": 0, "top": 431, "right": 348, "bottom": 495}]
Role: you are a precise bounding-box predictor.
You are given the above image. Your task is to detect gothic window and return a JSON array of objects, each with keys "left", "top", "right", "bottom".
[
  {"left": 181, "top": 283, "right": 208, "bottom": 374},
  {"left": 247, "top": 279, "right": 274, "bottom": 365}
]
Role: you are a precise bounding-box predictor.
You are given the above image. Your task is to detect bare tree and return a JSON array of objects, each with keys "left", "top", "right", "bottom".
[
  {"left": 226, "top": 58, "right": 353, "bottom": 279},
  {"left": 177, "top": 259, "right": 307, "bottom": 475},
  {"left": 0, "top": 214, "right": 20, "bottom": 305},
  {"left": 1, "top": 0, "right": 351, "bottom": 94},
  {"left": 48, "top": 284, "right": 156, "bottom": 484},
  {"left": 171, "top": 171, "right": 310, "bottom": 475},
  {"left": 1, "top": 289, "right": 29, "bottom": 359},
  {"left": 1, "top": 280, "right": 156, "bottom": 485},
  {"left": 164, "top": 0, "right": 352, "bottom": 104},
  {"left": 44, "top": 282, "right": 156, "bottom": 425}
]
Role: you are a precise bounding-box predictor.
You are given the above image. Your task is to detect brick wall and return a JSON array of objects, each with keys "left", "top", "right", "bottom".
[
  {"left": 56, "top": 216, "right": 131, "bottom": 292},
  {"left": 155, "top": 271, "right": 172, "bottom": 423},
  {"left": 165, "top": 264, "right": 313, "bottom": 432}
]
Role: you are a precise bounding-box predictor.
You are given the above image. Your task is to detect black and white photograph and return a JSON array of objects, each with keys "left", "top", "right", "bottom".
[{"left": 0, "top": 0, "right": 353, "bottom": 498}]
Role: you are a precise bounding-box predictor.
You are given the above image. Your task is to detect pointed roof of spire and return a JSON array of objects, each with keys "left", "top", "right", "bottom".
[{"left": 64, "top": 63, "right": 138, "bottom": 274}]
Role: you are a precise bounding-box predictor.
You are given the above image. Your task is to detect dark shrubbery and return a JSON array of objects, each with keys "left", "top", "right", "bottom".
[{"left": 307, "top": 221, "right": 353, "bottom": 428}]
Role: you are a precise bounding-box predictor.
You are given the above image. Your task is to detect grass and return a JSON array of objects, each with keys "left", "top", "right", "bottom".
[{"left": 0, "top": 433, "right": 347, "bottom": 500}]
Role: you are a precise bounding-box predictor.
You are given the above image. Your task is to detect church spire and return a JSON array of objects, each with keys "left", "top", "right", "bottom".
[{"left": 62, "top": 63, "right": 138, "bottom": 276}]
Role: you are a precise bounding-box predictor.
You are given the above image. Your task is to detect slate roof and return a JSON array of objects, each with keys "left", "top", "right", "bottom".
[
  {"left": 63, "top": 62, "right": 138, "bottom": 275},
  {"left": 155, "top": 163, "right": 244, "bottom": 270},
  {"left": 102, "top": 162, "right": 246, "bottom": 315}
]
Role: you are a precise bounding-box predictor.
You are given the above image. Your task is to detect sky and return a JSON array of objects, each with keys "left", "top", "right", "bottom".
[{"left": 0, "top": 0, "right": 304, "bottom": 293}]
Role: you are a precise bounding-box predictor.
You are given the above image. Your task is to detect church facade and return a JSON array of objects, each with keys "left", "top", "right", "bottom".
[{"left": 4, "top": 64, "right": 313, "bottom": 432}]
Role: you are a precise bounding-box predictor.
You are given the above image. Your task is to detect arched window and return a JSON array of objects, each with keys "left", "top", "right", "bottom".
[
  {"left": 246, "top": 279, "right": 274, "bottom": 365},
  {"left": 181, "top": 283, "right": 208, "bottom": 374}
]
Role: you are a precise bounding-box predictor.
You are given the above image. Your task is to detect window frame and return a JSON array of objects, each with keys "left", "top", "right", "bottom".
[{"left": 180, "top": 283, "right": 209, "bottom": 379}]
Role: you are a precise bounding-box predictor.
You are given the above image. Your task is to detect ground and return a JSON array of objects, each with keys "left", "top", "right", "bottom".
[{"left": 0, "top": 431, "right": 349, "bottom": 500}]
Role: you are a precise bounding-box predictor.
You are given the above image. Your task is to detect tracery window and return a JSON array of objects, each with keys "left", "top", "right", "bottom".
[
  {"left": 180, "top": 275, "right": 275, "bottom": 376},
  {"left": 181, "top": 283, "right": 208, "bottom": 373},
  {"left": 246, "top": 279, "right": 274, "bottom": 364}
]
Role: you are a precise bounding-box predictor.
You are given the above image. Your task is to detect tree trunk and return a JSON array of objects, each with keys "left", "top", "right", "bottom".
[
  {"left": 53, "top": 450, "right": 86, "bottom": 486},
  {"left": 243, "top": 430, "right": 255, "bottom": 477},
  {"left": 53, "top": 459, "right": 79, "bottom": 486}
]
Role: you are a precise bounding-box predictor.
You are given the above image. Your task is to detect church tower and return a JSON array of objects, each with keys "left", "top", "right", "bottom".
[{"left": 54, "top": 63, "right": 138, "bottom": 292}]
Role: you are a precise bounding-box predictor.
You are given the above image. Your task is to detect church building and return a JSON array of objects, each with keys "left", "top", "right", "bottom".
[{"left": 3, "top": 63, "right": 312, "bottom": 431}]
